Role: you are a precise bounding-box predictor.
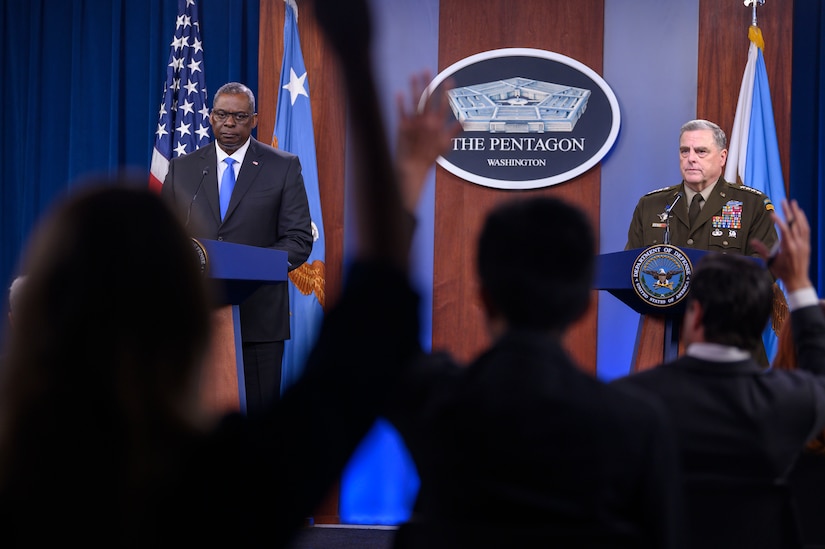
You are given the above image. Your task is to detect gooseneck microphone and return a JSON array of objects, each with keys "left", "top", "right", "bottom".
[
  {"left": 185, "top": 166, "right": 209, "bottom": 228},
  {"left": 663, "top": 192, "right": 683, "bottom": 245},
  {"left": 665, "top": 191, "right": 683, "bottom": 214}
]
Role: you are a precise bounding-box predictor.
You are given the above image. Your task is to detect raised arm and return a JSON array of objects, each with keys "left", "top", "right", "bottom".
[
  {"left": 313, "top": 0, "right": 406, "bottom": 268},
  {"left": 752, "top": 199, "right": 812, "bottom": 293},
  {"left": 395, "top": 72, "right": 461, "bottom": 214},
  {"left": 752, "top": 200, "right": 825, "bottom": 375}
]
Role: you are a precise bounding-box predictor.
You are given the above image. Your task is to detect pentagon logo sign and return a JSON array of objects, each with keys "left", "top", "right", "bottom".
[
  {"left": 423, "top": 47, "right": 621, "bottom": 190},
  {"left": 632, "top": 245, "right": 693, "bottom": 308}
]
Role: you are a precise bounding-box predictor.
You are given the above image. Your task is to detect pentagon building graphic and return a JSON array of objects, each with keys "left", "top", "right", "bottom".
[{"left": 447, "top": 77, "right": 591, "bottom": 133}]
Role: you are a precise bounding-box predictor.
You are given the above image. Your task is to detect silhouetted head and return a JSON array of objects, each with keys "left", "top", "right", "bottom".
[
  {"left": 1, "top": 173, "right": 213, "bottom": 443},
  {"left": 686, "top": 253, "right": 773, "bottom": 349},
  {"left": 477, "top": 196, "right": 595, "bottom": 333}
]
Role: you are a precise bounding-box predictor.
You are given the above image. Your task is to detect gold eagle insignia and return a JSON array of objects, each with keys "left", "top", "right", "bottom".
[
  {"left": 289, "top": 259, "right": 326, "bottom": 311},
  {"left": 643, "top": 267, "right": 680, "bottom": 290}
]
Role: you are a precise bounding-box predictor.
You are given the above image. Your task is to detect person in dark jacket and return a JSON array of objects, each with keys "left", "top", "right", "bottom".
[
  {"left": 614, "top": 199, "right": 825, "bottom": 549},
  {"left": 162, "top": 81, "right": 313, "bottom": 416},
  {"left": 387, "top": 194, "right": 686, "bottom": 549}
]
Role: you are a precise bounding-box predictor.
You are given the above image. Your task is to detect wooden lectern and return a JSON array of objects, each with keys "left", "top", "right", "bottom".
[
  {"left": 194, "top": 238, "right": 288, "bottom": 416},
  {"left": 596, "top": 246, "right": 710, "bottom": 372}
]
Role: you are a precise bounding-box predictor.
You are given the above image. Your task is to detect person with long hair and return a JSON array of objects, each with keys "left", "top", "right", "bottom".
[{"left": 0, "top": 57, "right": 454, "bottom": 545}]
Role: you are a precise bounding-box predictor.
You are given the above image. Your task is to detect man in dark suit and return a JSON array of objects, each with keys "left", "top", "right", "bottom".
[
  {"left": 389, "top": 197, "right": 685, "bottom": 549},
  {"left": 613, "top": 199, "right": 825, "bottom": 548},
  {"left": 625, "top": 119, "right": 778, "bottom": 255},
  {"left": 161, "top": 82, "right": 312, "bottom": 417}
]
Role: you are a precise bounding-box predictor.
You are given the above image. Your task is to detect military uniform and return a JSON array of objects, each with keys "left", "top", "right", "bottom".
[
  {"left": 625, "top": 177, "right": 781, "bottom": 367},
  {"left": 625, "top": 177, "right": 778, "bottom": 256}
]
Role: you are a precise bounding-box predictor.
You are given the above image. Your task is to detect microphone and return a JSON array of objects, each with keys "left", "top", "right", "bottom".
[
  {"left": 185, "top": 166, "right": 210, "bottom": 228},
  {"left": 663, "top": 192, "right": 683, "bottom": 245},
  {"left": 665, "top": 192, "right": 683, "bottom": 214}
]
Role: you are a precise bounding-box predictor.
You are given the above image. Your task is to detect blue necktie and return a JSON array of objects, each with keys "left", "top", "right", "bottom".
[{"left": 219, "top": 158, "right": 236, "bottom": 221}]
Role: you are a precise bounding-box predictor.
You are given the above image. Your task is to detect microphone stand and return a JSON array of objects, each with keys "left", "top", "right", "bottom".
[
  {"left": 185, "top": 167, "right": 210, "bottom": 228},
  {"left": 662, "top": 193, "right": 682, "bottom": 245}
]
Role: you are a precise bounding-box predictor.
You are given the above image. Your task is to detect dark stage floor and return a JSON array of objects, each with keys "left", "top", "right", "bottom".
[{"left": 285, "top": 525, "right": 398, "bottom": 549}]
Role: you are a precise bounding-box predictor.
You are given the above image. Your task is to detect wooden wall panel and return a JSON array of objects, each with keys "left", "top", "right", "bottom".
[
  {"left": 434, "top": 0, "right": 605, "bottom": 370},
  {"left": 258, "top": 0, "right": 346, "bottom": 524},
  {"left": 698, "top": 0, "right": 793, "bottom": 186},
  {"left": 258, "top": 0, "right": 347, "bottom": 316}
]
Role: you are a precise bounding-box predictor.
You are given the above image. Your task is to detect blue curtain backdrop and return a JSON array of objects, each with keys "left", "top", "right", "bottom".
[
  {"left": 791, "top": 1, "right": 824, "bottom": 295},
  {"left": 0, "top": 0, "right": 259, "bottom": 339}
]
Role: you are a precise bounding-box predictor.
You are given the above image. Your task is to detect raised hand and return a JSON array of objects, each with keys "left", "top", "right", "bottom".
[
  {"left": 751, "top": 199, "right": 812, "bottom": 292},
  {"left": 395, "top": 72, "right": 461, "bottom": 213}
]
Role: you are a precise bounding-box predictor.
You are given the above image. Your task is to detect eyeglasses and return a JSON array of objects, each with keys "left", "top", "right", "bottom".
[{"left": 212, "top": 110, "right": 254, "bottom": 123}]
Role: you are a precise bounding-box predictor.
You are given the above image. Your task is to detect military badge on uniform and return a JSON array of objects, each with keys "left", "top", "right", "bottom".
[
  {"left": 712, "top": 200, "right": 743, "bottom": 230},
  {"left": 652, "top": 211, "right": 669, "bottom": 228}
]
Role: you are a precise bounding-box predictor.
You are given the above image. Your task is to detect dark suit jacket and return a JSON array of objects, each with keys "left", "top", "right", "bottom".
[
  {"left": 788, "top": 451, "right": 825, "bottom": 548},
  {"left": 162, "top": 140, "right": 312, "bottom": 342},
  {"left": 389, "top": 330, "right": 685, "bottom": 549},
  {"left": 612, "top": 304, "right": 825, "bottom": 548},
  {"left": 625, "top": 177, "right": 778, "bottom": 256}
]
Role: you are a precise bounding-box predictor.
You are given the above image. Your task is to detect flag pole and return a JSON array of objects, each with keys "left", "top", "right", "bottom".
[{"left": 744, "top": 0, "right": 765, "bottom": 27}]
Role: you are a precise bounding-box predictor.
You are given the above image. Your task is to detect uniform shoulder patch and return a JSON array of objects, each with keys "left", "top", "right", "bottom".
[{"left": 644, "top": 185, "right": 677, "bottom": 197}]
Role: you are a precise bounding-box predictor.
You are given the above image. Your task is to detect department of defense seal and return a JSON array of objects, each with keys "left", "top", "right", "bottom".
[
  {"left": 631, "top": 245, "right": 692, "bottom": 308},
  {"left": 191, "top": 237, "right": 209, "bottom": 275}
]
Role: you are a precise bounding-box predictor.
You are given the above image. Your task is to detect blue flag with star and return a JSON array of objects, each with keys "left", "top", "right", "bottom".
[
  {"left": 274, "top": 0, "right": 325, "bottom": 392},
  {"left": 150, "top": 0, "right": 210, "bottom": 192}
]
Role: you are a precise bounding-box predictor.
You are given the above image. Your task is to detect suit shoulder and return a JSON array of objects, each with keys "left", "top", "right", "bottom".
[
  {"left": 595, "top": 380, "right": 671, "bottom": 429},
  {"left": 252, "top": 138, "right": 298, "bottom": 160}
]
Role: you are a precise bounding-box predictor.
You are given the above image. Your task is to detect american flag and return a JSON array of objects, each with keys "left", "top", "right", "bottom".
[{"left": 149, "top": 0, "right": 210, "bottom": 192}]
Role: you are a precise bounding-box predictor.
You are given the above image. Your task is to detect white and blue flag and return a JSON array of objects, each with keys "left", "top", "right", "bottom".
[
  {"left": 274, "top": 0, "right": 326, "bottom": 392},
  {"left": 724, "top": 25, "right": 787, "bottom": 364}
]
